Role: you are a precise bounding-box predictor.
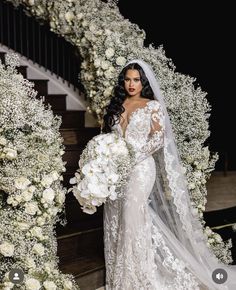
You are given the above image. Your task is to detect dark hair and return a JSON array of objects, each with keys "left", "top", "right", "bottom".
[{"left": 102, "top": 63, "right": 154, "bottom": 133}]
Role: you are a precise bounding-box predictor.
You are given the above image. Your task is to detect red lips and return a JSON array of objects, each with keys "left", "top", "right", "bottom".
[{"left": 128, "top": 88, "right": 135, "bottom": 92}]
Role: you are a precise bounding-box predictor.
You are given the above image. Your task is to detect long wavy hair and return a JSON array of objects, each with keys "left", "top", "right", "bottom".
[{"left": 102, "top": 63, "right": 154, "bottom": 133}]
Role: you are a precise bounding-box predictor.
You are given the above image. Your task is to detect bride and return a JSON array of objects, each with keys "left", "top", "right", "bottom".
[{"left": 102, "top": 60, "right": 236, "bottom": 289}]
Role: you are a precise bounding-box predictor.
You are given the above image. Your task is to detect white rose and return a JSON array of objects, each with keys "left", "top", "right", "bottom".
[
  {"left": 25, "top": 202, "right": 39, "bottom": 215},
  {"left": 30, "top": 227, "right": 44, "bottom": 240},
  {"left": 15, "top": 177, "right": 31, "bottom": 190},
  {"left": 44, "top": 262, "right": 56, "bottom": 274},
  {"left": 65, "top": 11, "right": 74, "bottom": 22},
  {"left": 25, "top": 257, "right": 36, "bottom": 269},
  {"left": 32, "top": 243, "right": 45, "bottom": 256},
  {"left": 51, "top": 171, "right": 60, "bottom": 181},
  {"left": 17, "top": 222, "right": 30, "bottom": 230},
  {"left": 104, "top": 66, "right": 116, "bottom": 79},
  {"left": 215, "top": 235, "right": 223, "bottom": 243},
  {"left": 14, "top": 194, "right": 22, "bottom": 203},
  {"left": 4, "top": 148, "right": 17, "bottom": 160},
  {"left": 22, "top": 185, "right": 36, "bottom": 201},
  {"left": 0, "top": 136, "right": 7, "bottom": 145},
  {"left": 37, "top": 153, "right": 49, "bottom": 162},
  {"left": 50, "top": 21, "right": 56, "bottom": 29},
  {"left": 2, "top": 281, "right": 14, "bottom": 290},
  {"left": 25, "top": 278, "right": 41, "bottom": 290},
  {"left": 101, "top": 60, "right": 110, "bottom": 70},
  {"left": 105, "top": 29, "right": 112, "bottom": 35},
  {"left": 43, "top": 281, "right": 57, "bottom": 290},
  {"left": 57, "top": 191, "right": 66, "bottom": 204},
  {"left": 82, "top": 20, "right": 88, "bottom": 27},
  {"left": 0, "top": 242, "right": 14, "bottom": 257},
  {"left": 22, "top": 190, "right": 33, "bottom": 201},
  {"left": 36, "top": 217, "right": 45, "bottom": 226},
  {"left": 89, "top": 23, "right": 97, "bottom": 33},
  {"left": 188, "top": 182, "right": 195, "bottom": 190},
  {"left": 41, "top": 175, "right": 54, "bottom": 188},
  {"left": 94, "top": 58, "right": 101, "bottom": 68},
  {"left": 76, "top": 12, "right": 84, "bottom": 20},
  {"left": 47, "top": 206, "right": 58, "bottom": 217},
  {"left": 63, "top": 280, "right": 73, "bottom": 290},
  {"left": 116, "top": 56, "right": 126, "bottom": 66},
  {"left": 28, "top": 0, "right": 35, "bottom": 5},
  {"left": 42, "top": 188, "right": 55, "bottom": 204},
  {"left": 103, "top": 86, "right": 113, "bottom": 98},
  {"left": 105, "top": 48, "right": 115, "bottom": 59}
]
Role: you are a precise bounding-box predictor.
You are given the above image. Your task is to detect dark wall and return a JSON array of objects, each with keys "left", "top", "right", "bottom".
[{"left": 118, "top": 1, "right": 235, "bottom": 170}]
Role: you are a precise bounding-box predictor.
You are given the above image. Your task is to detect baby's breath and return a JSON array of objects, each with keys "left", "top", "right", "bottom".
[{"left": 0, "top": 54, "right": 79, "bottom": 289}]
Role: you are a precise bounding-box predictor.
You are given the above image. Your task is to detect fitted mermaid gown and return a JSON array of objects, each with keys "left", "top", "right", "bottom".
[{"left": 103, "top": 100, "right": 230, "bottom": 290}]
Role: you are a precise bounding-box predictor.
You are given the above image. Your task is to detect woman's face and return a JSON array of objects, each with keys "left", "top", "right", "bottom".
[{"left": 124, "top": 69, "right": 143, "bottom": 97}]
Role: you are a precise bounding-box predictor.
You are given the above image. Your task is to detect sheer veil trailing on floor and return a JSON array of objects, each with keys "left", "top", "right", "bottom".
[{"left": 125, "top": 59, "right": 236, "bottom": 289}]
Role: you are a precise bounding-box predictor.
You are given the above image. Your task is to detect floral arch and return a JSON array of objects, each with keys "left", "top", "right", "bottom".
[{"left": 6, "top": 0, "right": 233, "bottom": 264}]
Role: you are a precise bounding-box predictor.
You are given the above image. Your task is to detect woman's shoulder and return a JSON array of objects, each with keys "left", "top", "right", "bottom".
[{"left": 147, "top": 99, "right": 162, "bottom": 110}]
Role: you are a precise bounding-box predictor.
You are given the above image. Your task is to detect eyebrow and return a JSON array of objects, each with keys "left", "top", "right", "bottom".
[{"left": 124, "top": 77, "right": 140, "bottom": 79}]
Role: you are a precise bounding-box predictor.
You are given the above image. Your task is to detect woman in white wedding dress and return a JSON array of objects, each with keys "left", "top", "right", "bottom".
[{"left": 102, "top": 60, "right": 236, "bottom": 290}]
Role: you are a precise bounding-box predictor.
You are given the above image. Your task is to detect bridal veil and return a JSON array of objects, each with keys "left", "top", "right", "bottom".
[{"left": 125, "top": 59, "right": 236, "bottom": 289}]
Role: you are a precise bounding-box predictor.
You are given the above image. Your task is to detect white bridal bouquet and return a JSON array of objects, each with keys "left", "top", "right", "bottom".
[{"left": 69, "top": 132, "right": 135, "bottom": 214}]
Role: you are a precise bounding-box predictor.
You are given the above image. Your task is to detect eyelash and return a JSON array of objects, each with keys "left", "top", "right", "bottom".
[{"left": 125, "top": 79, "right": 140, "bottom": 82}]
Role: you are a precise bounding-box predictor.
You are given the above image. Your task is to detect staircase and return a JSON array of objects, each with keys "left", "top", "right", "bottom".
[{"left": 0, "top": 51, "right": 105, "bottom": 290}]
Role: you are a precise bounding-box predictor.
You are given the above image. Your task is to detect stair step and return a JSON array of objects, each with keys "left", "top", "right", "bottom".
[
  {"left": 29, "top": 79, "right": 49, "bottom": 96},
  {"left": 57, "top": 226, "right": 104, "bottom": 263},
  {"left": 60, "top": 127, "right": 100, "bottom": 146},
  {"left": 56, "top": 111, "right": 85, "bottom": 128},
  {"left": 43, "top": 94, "right": 67, "bottom": 110},
  {"left": 63, "top": 145, "right": 84, "bottom": 168},
  {"left": 56, "top": 213, "right": 103, "bottom": 237},
  {"left": 61, "top": 192, "right": 103, "bottom": 225},
  {"left": 59, "top": 255, "right": 105, "bottom": 290},
  {"left": 57, "top": 221, "right": 105, "bottom": 290}
]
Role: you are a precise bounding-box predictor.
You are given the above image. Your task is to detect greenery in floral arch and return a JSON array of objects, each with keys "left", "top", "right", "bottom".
[
  {"left": 0, "top": 54, "right": 79, "bottom": 289},
  {"left": 7, "top": 0, "right": 233, "bottom": 263}
]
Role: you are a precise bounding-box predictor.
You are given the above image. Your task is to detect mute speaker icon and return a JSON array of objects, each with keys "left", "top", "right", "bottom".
[{"left": 212, "top": 268, "right": 227, "bottom": 284}]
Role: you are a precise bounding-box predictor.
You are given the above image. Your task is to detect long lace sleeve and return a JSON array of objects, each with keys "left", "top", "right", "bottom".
[{"left": 135, "top": 102, "right": 165, "bottom": 164}]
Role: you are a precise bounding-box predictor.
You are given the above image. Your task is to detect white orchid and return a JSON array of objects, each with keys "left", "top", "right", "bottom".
[{"left": 69, "top": 132, "right": 134, "bottom": 214}]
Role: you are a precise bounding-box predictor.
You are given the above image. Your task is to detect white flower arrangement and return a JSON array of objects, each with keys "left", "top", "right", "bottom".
[
  {"left": 7, "top": 0, "right": 232, "bottom": 263},
  {"left": 0, "top": 54, "right": 79, "bottom": 288},
  {"left": 204, "top": 226, "right": 233, "bottom": 264},
  {"left": 69, "top": 132, "right": 135, "bottom": 214}
]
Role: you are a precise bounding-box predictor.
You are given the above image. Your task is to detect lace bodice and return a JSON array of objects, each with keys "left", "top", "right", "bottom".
[{"left": 112, "top": 100, "right": 165, "bottom": 163}]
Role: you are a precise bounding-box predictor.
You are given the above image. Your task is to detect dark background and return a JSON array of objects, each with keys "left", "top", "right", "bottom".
[{"left": 118, "top": 1, "right": 235, "bottom": 170}]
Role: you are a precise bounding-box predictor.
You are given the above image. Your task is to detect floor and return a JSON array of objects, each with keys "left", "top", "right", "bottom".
[{"left": 206, "top": 171, "right": 236, "bottom": 211}]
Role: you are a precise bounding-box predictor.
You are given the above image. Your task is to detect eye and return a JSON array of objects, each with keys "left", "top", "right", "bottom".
[{"left": 134, "top": 78, "right": 140, "bottom": 82}]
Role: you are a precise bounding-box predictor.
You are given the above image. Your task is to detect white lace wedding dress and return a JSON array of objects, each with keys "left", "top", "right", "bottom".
[{"left": 103, "top": 100, "right": 231, "bottom": 290}]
